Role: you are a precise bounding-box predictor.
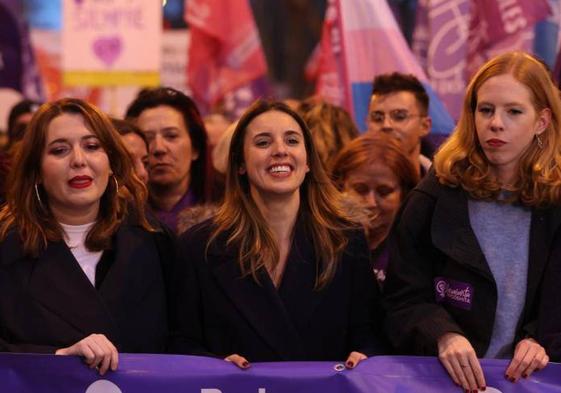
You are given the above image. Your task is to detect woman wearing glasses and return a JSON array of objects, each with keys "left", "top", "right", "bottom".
[
  {"left": 0, "top": 99, "right": 173, "bottom": 375},
  {"left": 384, "top": 52, "right": 561, "bottom": 392}
]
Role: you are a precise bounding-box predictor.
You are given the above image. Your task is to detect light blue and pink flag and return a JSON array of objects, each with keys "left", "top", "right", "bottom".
[{"left": 311, "top": 0, "right": 455, "bottom": 134}]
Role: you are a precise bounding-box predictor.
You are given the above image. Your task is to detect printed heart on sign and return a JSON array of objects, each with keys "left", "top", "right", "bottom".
[{"left": 92, "top": 36, "right": 123, "bottom": 67}]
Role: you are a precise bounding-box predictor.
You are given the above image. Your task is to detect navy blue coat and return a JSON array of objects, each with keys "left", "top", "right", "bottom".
[
  {"left": 384, "top": 171, "right": 561, "bottom": 357},
  {"left": 169, "top": 218, "right": 387, "bottom": 361},
  {"left": 538, "top": 227, "right": 561, "bottom": 361},
  {"left": 0, "top": 220, "right": 174, "bottom": 354}
]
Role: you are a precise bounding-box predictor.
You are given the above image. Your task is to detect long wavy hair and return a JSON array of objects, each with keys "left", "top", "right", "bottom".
[
  {"left": 0, "top": 98, "right": 153, "bottom": 256},
  {"left": 434, "top": 51, "right": 561, "bottom": 206},
  {"left": 209, "top": 100, "right": 359, "bottom": 290}
]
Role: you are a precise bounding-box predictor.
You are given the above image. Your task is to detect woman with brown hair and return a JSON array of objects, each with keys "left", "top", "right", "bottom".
[
  {"left": 0, "top": 98, "right": 174, "bottom": 374},
  {"left": 331, "top": 133, "right": 419, "bottom": 285},
  {"left": 384, "top": 52, "right": 561, "bottom": 392},
  {"left": 125, "top": 87, "right": 210, "bottom": 233},
  {"left": 170, "top": 100, "right": 386, "bottom": 367}
]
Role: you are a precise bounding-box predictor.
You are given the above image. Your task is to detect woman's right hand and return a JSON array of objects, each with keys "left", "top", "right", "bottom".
[
  {"left": 55, "top": 333, "right": 118, "bottom": 375},
  {"left": 224, "top": 354, "right": 250, "bottom": 369},
  {"left": 437, "top": 332, "right": 486, "bottom": 392}
]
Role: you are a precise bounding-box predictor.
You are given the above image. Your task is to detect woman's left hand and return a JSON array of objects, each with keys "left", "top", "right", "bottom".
[
  {"left": 345, "top": 351, "right": 367, "bottom": 369},
  {"left": 505, "top": 338, "right": 549, "bottom": 382}
]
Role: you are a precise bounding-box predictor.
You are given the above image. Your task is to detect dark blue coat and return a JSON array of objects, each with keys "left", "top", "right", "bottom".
[
  {"left": 169, "top": 218, "right": 387, "bottom": 361},
  {"left": 0, "top": 220, "right": 174, "bottom": 354},
  {"left": 384, "top": 171, "right": 561, "bottom": 357}
]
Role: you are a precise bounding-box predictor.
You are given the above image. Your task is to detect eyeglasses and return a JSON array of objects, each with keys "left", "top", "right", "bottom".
[{"left": 369, "top": 110, "right": 424, "bottom": 125}]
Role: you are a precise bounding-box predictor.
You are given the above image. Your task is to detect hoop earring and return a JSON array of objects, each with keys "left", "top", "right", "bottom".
[
  {"left": 34, "top": 183, "right": 45, "bottom": 209},
  {"left": 535, "top": 133, "right": 544, "bottom": 149}
]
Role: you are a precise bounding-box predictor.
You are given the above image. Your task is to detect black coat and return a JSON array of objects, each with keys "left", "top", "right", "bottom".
[
  {"left": 538, "top": 228, "right": 561, "bottom": 361},
  {"left": 169, "top": 218, "right": 387, "bottom": 361},
  {"left": 0, "top": 220, "right": 175, "bottom": 354},
  {"left": 384, "top": 171, "right": 561, "bottom": 357}
]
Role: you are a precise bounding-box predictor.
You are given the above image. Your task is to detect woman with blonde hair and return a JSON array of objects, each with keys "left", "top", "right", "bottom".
[
  {"left": 171, "top": 100, "right": 385, "bottom": 367},
  {"left": 0, "top": 98, "right": 174, "bottom": 374},
  {"left": 384, "top": 51, "right": 561, "bottom": 392}
]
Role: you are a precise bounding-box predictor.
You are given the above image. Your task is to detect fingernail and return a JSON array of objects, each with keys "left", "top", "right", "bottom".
[
  {"left": 481, "top": 387, "right": 486, "bottom": 391},
  {"left": 242, "top": 361, "right": 249, "bottom": 368},
  {"left": 509, "top": 377, "right": 515, "bottom": 383},
  {"left": 346, "top": 361, "right": 354, "bottom": 368},
  {"left": 522, "top": 374, "right": 528, "bottom": 379}
]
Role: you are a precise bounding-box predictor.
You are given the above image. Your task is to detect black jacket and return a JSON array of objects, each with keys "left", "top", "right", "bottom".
[
  {"left": 169, "top": 218, "right": 387, "bottom": 361},
  {"left": 0, "top": 220, "right": 175, "bottom": 354},
  {"left": 384, "top": 171, "right": 561, "bottom": 357},
  {"left": 538, "top": 227, "right": 561, "bottom": 361}
]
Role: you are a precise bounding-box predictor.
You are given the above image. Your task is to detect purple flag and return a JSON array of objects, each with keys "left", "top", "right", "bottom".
[
  {"left": 413, "top": 0, "right": 470, "bottom": 121},
  {"left": 413, "top": 0, "right": 550, "bottom": 121},
  {"left": 1, "top": 353, "right": 561, "bottom": 392},
  {"left": 0, "top": 0, "right": 43, "bottom": 100}
]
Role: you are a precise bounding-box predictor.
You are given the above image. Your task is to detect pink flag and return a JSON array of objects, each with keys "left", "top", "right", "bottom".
[
  {"left": 467, "top": 0, "right": 549, "bottom": 78},
  {"left": 185, "top": 0, "right": 267, "bottom": 112},
  {"left": 306, "top": 2, "right": 347, "bottom": 108}
]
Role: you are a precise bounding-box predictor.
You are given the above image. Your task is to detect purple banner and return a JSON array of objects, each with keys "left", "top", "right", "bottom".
[
  {"left": 0, "top": 353, "right": 560, "bottom": 392},
  {"left": 413, "top": 0, "right": 470, "bottom": 121},
  {"left": 0, "top": 0, "right": 44, "bottom": 99}
]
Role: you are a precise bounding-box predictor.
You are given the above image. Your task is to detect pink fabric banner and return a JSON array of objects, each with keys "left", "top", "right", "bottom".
[
  {"left": 307, "top": 1, "right": 347, "bottom": 109},
  {"left": 185, "top": 0, "right": 267, "bottom": 112},
  {"left": 475, "top": 0, "right": 550, "bottom": 41}
]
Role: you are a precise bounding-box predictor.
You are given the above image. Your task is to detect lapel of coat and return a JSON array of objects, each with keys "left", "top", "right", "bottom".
[
  {"left": 277, "top": 220, "right": 326, "bottom": 331},
  {"left": 430, "top": 185, "right": 494, "bottom": 281},
  {"left": 96, "top": 224, "right": 144, "bottom": 312},
  {"left": 524, "top": 206, "right": 561, "bottom": 312},
  {"left": 28, "top": 240, "right": 116, "bottom": 337},
  {"left": 207, "top": 236, "right": 304, "bottom": 360}
]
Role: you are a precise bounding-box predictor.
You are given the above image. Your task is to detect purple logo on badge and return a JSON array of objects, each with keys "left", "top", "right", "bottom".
[{"left": 434, "top": 277, "right": 473, "bottom": 310}]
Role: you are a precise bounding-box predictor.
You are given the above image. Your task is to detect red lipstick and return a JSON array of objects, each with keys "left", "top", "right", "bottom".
[
  {"left": 68, "top": 175, "right": 92, "bottom": 189},
  {"left": 486, "top": 138, "right": 506, "bottom": 148}
]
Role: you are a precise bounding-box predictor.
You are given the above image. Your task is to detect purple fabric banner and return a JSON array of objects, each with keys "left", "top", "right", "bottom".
[
  {"left": 413, "top": 0, "right": 550, "bottom": 121},
  {"left": 0, "top": 0, "right": 44, "bottom": 99},
  {"left": 0, "top": 353, "right": 560, "bottom": 392}
]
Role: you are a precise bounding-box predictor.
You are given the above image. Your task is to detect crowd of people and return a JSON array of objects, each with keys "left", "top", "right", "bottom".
[{"left": 0, "top": 51, "right": 560, "bottom": 392}]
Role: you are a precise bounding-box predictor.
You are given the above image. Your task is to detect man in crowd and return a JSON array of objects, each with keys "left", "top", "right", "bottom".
[{"left": 367, "top": 72, "right": 432, "bottom": 177}]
